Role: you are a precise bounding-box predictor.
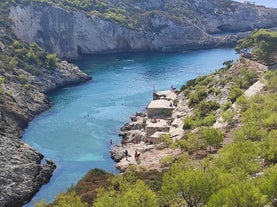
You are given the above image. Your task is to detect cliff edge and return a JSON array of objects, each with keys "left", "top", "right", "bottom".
[
  {"left": 9, "top": 0, "right": 277, "bottom": 59},
  {"left": 0, "top": 59, "right": 91, "bottom": 207},
  {"left": 0, "top": 3, "right": 91, "bottom": 204}
]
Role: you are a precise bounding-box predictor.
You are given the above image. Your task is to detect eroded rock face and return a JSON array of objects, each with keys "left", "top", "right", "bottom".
[
  {"left": 0, "top": 61, "right": 90, "bottom": 137},
  {"left": 0, "top": 61, "right": 91, "bottom": 206},
  {"left": 9, "top": 1, "right": 277, "bottom": 59},
  {"left": 0, "top": 135, "right": 56, "bottom": 207}
]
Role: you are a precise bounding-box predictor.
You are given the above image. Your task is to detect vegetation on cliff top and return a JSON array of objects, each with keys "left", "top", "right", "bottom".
[
  {"left": 235, "top": 29, "right": 277, "bottom": 65},
  {"left": 8, "top": 0, "right": 238, "bottom": 30},
  {"left": 0, "top": 1, "right": 60, "bottom": 96},
  {"left": 35, "top": 30, "right": 277, "bottom": 207}
]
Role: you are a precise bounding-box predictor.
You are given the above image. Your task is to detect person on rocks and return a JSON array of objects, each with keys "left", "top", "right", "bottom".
[
  {"left": 121, "top": 140, "right": 126, "bottom": 147},
  {"left": 134, "top": 150, "right": 140, "bottom": 161},
  {"left": 124, "top": 149, "right": 129, "bottom": 161}
]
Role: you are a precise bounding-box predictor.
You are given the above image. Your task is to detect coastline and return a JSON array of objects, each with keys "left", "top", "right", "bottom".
[
  {"left": 0, "top": 61, "right": 91, "bottom": 207},
  {"left": 110, "top": 90, "right": 187, "bottom": 172},
  {"left": 110, "top": 57, "right": 268, "bottom": 173}
]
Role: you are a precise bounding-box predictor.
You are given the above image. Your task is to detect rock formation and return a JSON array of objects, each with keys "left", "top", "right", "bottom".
[
  {"left": 9, "top": 0, "right": 277, "bottom": 59},
  {"left": 0, "top": 60, "right": 91, "bottom": 206},
  {"left": 0, "top": 61, "right": 91, "bottom": 137},
  {"left": 0, "top": 135, "right": 56, "bottom": 207}
]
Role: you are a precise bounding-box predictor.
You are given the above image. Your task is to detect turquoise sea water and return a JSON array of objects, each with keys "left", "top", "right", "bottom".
[{"left": 23, "top": 49, "right": 238, "bottom": 206}]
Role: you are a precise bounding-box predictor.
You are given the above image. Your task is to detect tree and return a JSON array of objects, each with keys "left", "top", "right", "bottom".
[
  {"left": 182, "top": 131, "right": 206, "bottom": 155},
  {"left": 220, "top": 108, "right": 236, "bottom": 128},
  {"left": 265, "top": 69, "right": 277, "bottom": 92},
  {"left": 259, "top": 130, "right": 277, "bottom": 163},
  {"left": 259, "top": 165, "right": 277, "bottom": 206},
  {"left": 222, "top": 60, "right": 234, "bottom": 70},
  {"left": 235, "top": 34, "right": 253, "bottom": 55},
  {"left": 207, "top": 181, "right": 268, "bottom": 207},
  {"left": 94, "top": 175, "right": 158, "bottom": 207},
  {"left": 46, "top": 53, "right": 58, "bottom": 69},
  {"left": 50, "top": 191, "right": 88, "bottom": 207},
  {"left": 235, "top": 93, "right": 276, "bottom": 141},
  {"left": 229, "top": 87, "right": 243, "bottom": 103},
  {"left": 215, "top": 141, "right": 260, "bottom": 174},
  {"left": 161, "top": 161, "right": 213, "bottom": 207},
  {"left": 200, "top": 127, "right": 224, "bottom": 153},
  {"left": 235, "top": 29, "right": 277, "bottom": 64}
]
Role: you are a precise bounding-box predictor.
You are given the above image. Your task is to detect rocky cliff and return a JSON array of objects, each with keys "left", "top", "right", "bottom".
[
  {"left": 0, "top": 47, "right": 91, "bottom": 207},
  {"left": 9, "top": 0, "right": 277, "bottom": 59},
  {"left": 0, "top": 1, "right": 93, "bottom": 206}
]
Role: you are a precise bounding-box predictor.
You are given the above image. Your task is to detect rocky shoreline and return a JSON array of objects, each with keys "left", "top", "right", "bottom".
[
  {"left": 0, "top": 61, "right": 91, "bottom": 207},
  {"left": 110, "top": 90, "right": 188, "bottom": 172},
  {"left": 110, "top": 58, "right": 268, "bottom": 173}
]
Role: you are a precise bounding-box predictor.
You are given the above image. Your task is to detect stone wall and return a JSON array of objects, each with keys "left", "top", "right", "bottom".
[{"left": 145, "top": 125, "right": 170, "bottom": 143}]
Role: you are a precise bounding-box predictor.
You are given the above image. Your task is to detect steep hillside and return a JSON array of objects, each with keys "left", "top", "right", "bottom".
[{"left": 9, "top": 0, "right": 277, "bottom": 58}]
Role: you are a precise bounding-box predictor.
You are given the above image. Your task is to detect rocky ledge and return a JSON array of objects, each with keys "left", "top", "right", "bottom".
[
  {"left": 110, "top": 90, "right": 187, "bottom": 172},
  {"left": 0, "top": 60, "right": 91, "bottom": 206},
  {"left": 0, "top": 135, "right": 56, "bottom": 207}
]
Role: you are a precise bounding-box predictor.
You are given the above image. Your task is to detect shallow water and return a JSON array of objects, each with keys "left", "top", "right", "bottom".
[{"left": 23, "top": 49, "right": 238, "bottom": 206}]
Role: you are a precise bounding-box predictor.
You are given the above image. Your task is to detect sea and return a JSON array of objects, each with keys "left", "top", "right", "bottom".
[{"left": 23, "top": 49, "right": 238, "bottom": 206}]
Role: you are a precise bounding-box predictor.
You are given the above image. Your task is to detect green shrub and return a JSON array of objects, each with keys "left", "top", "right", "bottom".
[
  {"left": 159, "top": 155, "right": 174, "bottom": 167},
  {"left": 18, "top": 74, "right": 27, "bottom": 84},
  {"left": 180, "top": 78, "right": 197, "bottom": 91},
  {"left": 8, "top": 57, "right": 18, "bottom": 67},
  {"left": 236, "top": 95, "right": 248, "bottom": 112},
  {"left": 197, "top": 100, "right": 219, "bottom": 117},
  {"left": 229, "top": 87, "right": 243, "bottom": 103},
  {"left": 188, "top": 86, "right": 207, "bottom": 106},
  {"left": 200, "top": 113, "right": 216, "bottom": 127},
  {"left": 222, "top": 101, "right": 232, "bottom": 111},
  {"left": 104, "top": 9, "right": 127, "bottom": 24},
  {"left": 46, "top": 53, "right": 58, "bottom": 69},
  {"left": 50, "top": 191, "right": 88, "bottom": 207},
  {"left": 24, "top": 83, "right": 31, "bottom": 89},
  {"left": 183, "top": 116, "right": 196, "bottom": 130},
  {"left": 188, "top": 92, "right": 199, "bottom": 106}
]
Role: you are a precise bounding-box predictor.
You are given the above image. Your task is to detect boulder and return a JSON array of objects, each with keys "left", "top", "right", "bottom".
[{"left": 0, "top": 135, "right": 56, "bottom": 207}]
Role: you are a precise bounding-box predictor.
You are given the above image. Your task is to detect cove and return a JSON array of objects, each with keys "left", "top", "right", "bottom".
[{"left": 23, "top": 49, "right": 238, "bottom": 206}]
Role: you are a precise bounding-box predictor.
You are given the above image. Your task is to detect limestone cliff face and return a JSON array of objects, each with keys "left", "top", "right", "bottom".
[
  {"left": 0, "top": 61, "right": 90, "bottom": 138},
  {"left": 197, "top": 1, "right": 277, "bottom": 33},
  {"left": 9, "top": 1, "right": 277, "bottom": 59},
  {"left": 10, "top": 4, "right": 188, "bottom": 59}
]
